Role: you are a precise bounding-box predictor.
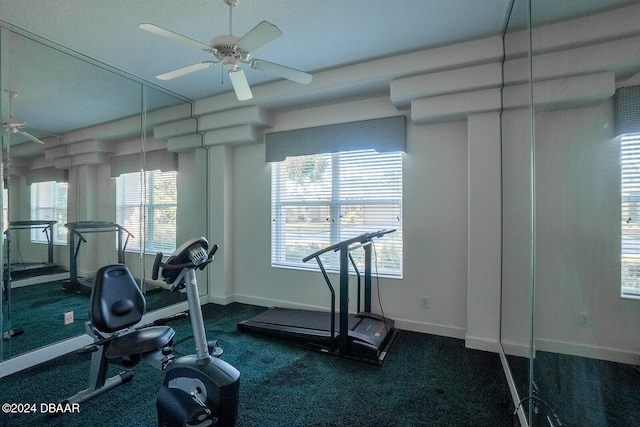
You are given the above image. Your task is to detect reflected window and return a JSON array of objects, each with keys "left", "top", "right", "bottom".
[
  {"left": 271, "top": 149, "right": 403, "bottom": 277},
  {"left": 116, "top": 170, "right": 177, "bottom": 254},
  {"left": 29, "top": 181, "right": 68, "bottom": 244},
  {"left": 621, "top": 132, "right": 640, "bottom": 298},
  {"left": 3, "top": 188, "right": 7, "bottom": 233}
]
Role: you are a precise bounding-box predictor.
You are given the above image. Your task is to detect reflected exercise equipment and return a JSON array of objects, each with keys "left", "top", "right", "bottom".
[
  {"left": 4, "top": 221, "right": 61, "bottom": 280},
  {"left": 238, "top": 229, "right": 397, "bottom": 365},
  {"left": 2, "top": 221, "right": 61, "bottom": 347},
  {"left": 62, "top": 221, "right": 133, "bottom": 294}
]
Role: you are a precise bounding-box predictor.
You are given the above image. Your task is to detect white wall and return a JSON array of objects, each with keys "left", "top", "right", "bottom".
[
  {"left": 229, "top": 97, "right": 470, "bottom": 339},
  {"left": 533, "top": 102, "right": 640, "bottom": 363},
  {"left": 501, "top": 99, "right": 640, "bottom": 366}
]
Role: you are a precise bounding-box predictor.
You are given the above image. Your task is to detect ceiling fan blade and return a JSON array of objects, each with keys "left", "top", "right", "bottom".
[
  {"left": 236, "top": 21, "right": 282, "bottom": 53},
  {"left": 250, "top": 59, "right": 312, "bottom": 85},
  {"left": 228, "top": 68, "right": 253, "bottom": 101},
  {"left": 156, "top": 62, "right": 216, "bottom": 80},
  {"left": 19, "top": 131, "right": 45, "bottom": 144},
  {"left": 139, "top": 23, "right": 211, "bottom": 51}
]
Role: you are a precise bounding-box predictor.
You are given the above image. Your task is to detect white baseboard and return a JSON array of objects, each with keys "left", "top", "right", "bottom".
[
  {"left": 10, "top": 272, "right": 70, "bottom": 288},
  {"left": 535, "top": 338, "right": 640, "bottom": 365},
  {"left": 465, "top": 335, "right": 501, "bottom": 353},
  {"left": 393, "top": 317, "right": 467, "bottom": 340},
  {"left": 499, "top": 337, "right": 640, "bottom": 366},
  {"left": 206, "top": 293, "right": 236, "bottom": 305},
  {"left": 0, "top": 334, "right": 93, "bottom": 378},
  {"left": 500, "top": 340, "right": 533, "bottom": 359}
]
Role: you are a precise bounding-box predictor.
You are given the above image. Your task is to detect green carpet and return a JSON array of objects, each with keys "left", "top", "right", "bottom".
[
  {"left": 2, "top": 280, "right": 186, "bottom": 359},
  {"left": 0, "top": 303, "right": 515, "bottom": 427},
  {"left": 3, "top": 281, "right": 88, "bottom": 358},
  {"left": 508, "top": 352, "right": 640, "bottom": 427}
]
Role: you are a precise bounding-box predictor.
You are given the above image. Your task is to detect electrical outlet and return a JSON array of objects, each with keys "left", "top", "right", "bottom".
[
  {"left": 64, "top": 311, "right": 74, "bottom": 325},
  {"left": 579, "top": 312, "right": 590, "bottom": 327},
  {"left": 421, "top": 297, "right": 430, "bottom": 309}
]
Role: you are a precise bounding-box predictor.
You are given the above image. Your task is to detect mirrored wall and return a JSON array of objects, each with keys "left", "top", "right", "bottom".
[
  {"left": 500, "top": 1, "right": 640, "bottom": 425},
  {"left": 0, "top": 24, "right": 206, "bottom": 361},
  {"left": 499, "top": 0, "right": 535, "bottom": 424}
]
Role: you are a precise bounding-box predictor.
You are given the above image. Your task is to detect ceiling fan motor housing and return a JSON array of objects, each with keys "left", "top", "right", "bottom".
[{"left": 210, "top": 34, "right": 248, "bottom": 67}]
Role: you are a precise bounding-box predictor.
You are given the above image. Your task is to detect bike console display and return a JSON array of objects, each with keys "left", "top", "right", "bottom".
[{"left": 152, "top": 237, "right": 218, "bottom": 288}]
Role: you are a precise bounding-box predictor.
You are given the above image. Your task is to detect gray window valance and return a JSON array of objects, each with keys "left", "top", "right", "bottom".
[
  {"left": 614, "top": 85, "right": 640, "bottom": 136},
  {"left": 110, "top": 150, "right": 178, "bottom": 178},
  {"left": 265, "top": 116, "right": 406, "bottom": 162},
  {"left": 26, "top": 168, "right": 68, "bottom": 185}
]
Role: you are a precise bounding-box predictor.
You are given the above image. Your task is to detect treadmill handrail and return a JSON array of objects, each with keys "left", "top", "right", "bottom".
[
  {"left": 8, "top": 220, "right": 57, "bottom": 229},
  {"left": 64, "top": 221, "right": 134, "bottom": 238},
  {"left": 64, "top": 221, "right": 135, "bottom": 289},
  {"left": 301, "top": 229, "right": 396, "bottom": 263}
]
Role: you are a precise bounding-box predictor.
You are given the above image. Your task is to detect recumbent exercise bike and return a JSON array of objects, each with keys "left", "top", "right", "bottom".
[{"left": 64, "top": 237, "right": 239, "bottom": 427}]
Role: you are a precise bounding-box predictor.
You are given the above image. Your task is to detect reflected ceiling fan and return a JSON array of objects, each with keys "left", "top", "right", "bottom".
[
  {"left": 139, "top": 0, "right": 313, "bottom": 101},
  {"left": 2, "top": 91, "right": 45, "bottom": 144}
]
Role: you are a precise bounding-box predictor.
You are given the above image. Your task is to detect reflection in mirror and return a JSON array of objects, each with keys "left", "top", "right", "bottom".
[
  {"left": 501, "top": 2, "right": 640, "bottom": 425},
  {"left": 0, "top": 24, "right": 195, "bottom": 361},
  {"left": 499, "top": 0, "right": 534, "bottom": 423},
  {"left": 527, "top": 1, "right": 640, "bottom": 425}
]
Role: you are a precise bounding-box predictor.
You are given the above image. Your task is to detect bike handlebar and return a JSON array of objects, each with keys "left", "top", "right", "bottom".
[{"left": 152, "top": 239, "right": 219, "bottom": 283}]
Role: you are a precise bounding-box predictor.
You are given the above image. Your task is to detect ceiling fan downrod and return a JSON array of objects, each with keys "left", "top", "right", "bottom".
[{"left": 224, "top": 0, "right": 238, "bottom": 35}]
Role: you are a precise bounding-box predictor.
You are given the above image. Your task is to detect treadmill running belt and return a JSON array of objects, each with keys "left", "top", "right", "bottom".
[{"left": 245, "top": 308, "right": 360, "bottom": 332}]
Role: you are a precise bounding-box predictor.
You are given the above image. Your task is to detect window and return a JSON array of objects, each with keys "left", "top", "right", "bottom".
[
  {"left": 2, "top": 188, "right": 7, "bottom": 233},
  {"left": 621, "top": 132, "right": 640, "bottom": 298},
  {"left": 116, "top": 170, "right": 177, "bottom": 254},
  {"left": 271, "top": 149, "right": 402, "bottom": 277},
  {"left": 30, "top": 181, "right": 68, "bottom": 244}
]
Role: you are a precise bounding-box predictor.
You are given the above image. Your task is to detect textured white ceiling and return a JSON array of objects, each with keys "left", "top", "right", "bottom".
[{"left": 0, "top": 0, "right": 637, "bottom": 136}]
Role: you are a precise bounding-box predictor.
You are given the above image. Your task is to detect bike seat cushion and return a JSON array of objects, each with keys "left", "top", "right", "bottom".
[{"left": 105, "top": 326, "right": 175, "bottom": 360}]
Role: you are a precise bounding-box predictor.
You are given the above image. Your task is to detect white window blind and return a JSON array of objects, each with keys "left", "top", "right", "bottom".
[
  {"left": 30, "top": 181, "right": 68, "bottom": 244},
  {"left": 271, "top": 149, "right": 402, "bottom": 277},
  {"left": 116, "top": 170, "right": 177, "bottom": 254},
  {"left": 3, "top": 189, "right": 7, "bottom": 233},
  {"left": 621, "top": 132, "right": 640, "bottom": 298}
]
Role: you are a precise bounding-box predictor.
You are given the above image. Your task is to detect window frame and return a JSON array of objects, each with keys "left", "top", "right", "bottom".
[
  {"left": 115, "top": 169, "right": 177, "bottom": 255},
  {"left": 621, "top": 132, "right": 640, "bottom": 299},
  {"left": 29, "top": 180, "right": 68, "bottom": 245},
  {"left": 271, "top": 149, "right": 403, "bottom": 278}
]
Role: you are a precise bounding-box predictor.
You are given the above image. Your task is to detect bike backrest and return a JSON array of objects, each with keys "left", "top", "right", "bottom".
[{"left": 90, "top": 264, "right": 145, "bottom": 333}]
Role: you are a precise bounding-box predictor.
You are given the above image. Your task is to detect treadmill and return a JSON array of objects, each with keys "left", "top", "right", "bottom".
[
  {"left": 4, "top": 220, "right": 60, "bottom": 279},
  {"left": 238, "top": 229, "right": 397, "bottom": 365},
  {"left": 62, "top": 221, "right": 134, "bottom": 294}
]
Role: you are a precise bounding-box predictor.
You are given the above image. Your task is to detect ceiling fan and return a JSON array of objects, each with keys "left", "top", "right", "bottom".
[
  {"left": 139, "top": 0, "right": 313, "bottom": 101},
  {"left": 2, "top": 91, "right": 46, "bottom": 144}
]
